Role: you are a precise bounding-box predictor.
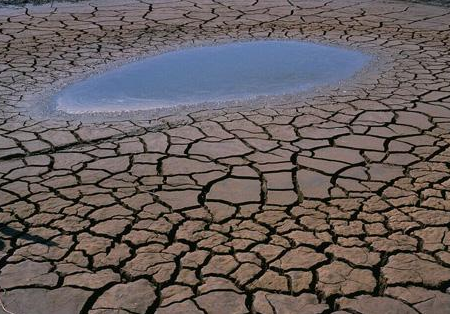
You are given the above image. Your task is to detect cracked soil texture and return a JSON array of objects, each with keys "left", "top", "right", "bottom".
[{"left": 1, "top": 0, "right": 450, "bottom": 313}]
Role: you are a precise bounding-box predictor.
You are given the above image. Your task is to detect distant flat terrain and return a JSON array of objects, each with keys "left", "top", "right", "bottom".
[
  {"left": 1, "top": 1, "right": 450, "bottom": 314},
  {"left": 2, "top": 0, "right": 450, "bottom": 6}
]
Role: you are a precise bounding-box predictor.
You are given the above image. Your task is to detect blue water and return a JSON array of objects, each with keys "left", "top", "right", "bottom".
[{"left": 53, "top": 41, "right": 370, "bottom": 113}]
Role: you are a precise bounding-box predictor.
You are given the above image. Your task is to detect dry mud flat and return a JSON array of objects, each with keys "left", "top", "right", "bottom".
[
  {"left": 1, "top": 0, "right": 450, "bottom": 313},
  {"left": 1, "top": 0, "right": 450, "bottom": 7}
]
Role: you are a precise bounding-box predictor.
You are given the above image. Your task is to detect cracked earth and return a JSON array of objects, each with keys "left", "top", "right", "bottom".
[{"left": 1, "top": 0, "right": 450, "bottom": 313}]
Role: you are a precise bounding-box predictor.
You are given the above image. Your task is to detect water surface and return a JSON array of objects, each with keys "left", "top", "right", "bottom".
[{"left": 53, "top": 41, "right": 371, "bottom": 113}]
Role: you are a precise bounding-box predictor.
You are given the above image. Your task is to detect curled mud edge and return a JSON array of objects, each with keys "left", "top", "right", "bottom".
[{"left": 20, "top": 36, "right": 390, "bottom": 124}]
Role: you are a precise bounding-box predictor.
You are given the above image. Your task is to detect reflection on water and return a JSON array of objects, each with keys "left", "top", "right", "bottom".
[{"left": 53, "top": 40, "right": 371, "bottom": 114}]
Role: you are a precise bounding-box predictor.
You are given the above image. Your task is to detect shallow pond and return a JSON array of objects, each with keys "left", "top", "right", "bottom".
[{"left": 52, "top": 40, "right": 371, "bottom": 114}]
